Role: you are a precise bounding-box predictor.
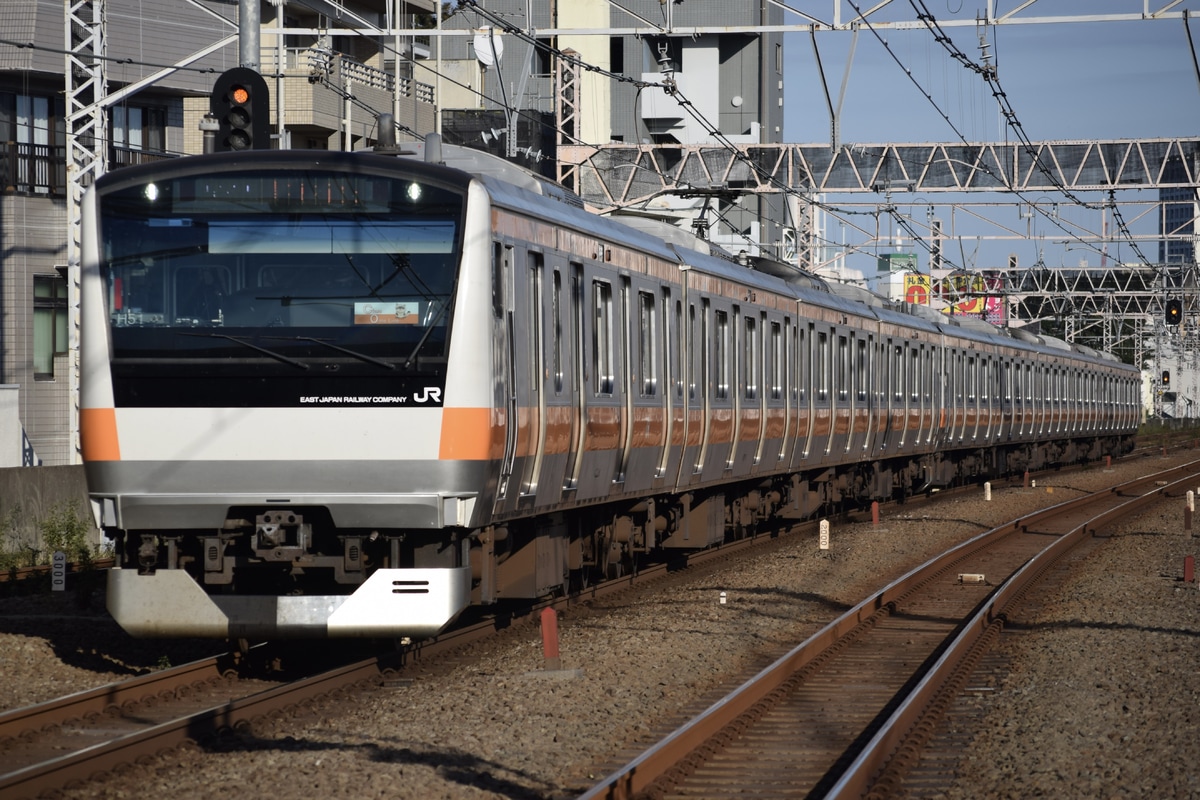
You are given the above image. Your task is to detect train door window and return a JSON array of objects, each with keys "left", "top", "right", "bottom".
[
  {"left": 909, "top": 346, "right": 919, "bottom": 403},
  {"left": 689, "top": 303, "right": 699, "bottom": 402},
  {"left": 529, "top": 253, "right": 544, "bottom": 393},
  {"left": 966, "top": 355, "right": 976, "bottom": 403},
  {"left": 817, "top": 330, "right": 830, "bottom": 401},
  {"left": 492, "top": 242, "right": 506, "bottom": 316},
  {"left": 715, "top": 308, "right": 730, "bottom": 400},
  {"left": 744, "top": 314, "right": 759, "bottom": 401},
  {"left": 922, "top": 346, "right": 933, "bottom": 412},
  {"left": 592, "top": 280, "right": 614, "bottom": 395},
  {"left": 770, "top": 320, "right": 783, "bottom": 401},
  {"left": 892, "top": 344, "right": 903, "bottom": 402},
  {"left": 570, "top": 264, "right": 583, "bottom": 393},
  {"left": 796, "top": 325, "right": 806, "bottom": 405},
  {"left": 981, "top": 357, "right": 989, "bottom": 404},
  {"left": 552, "top": 269, "right": 564, "bottom": 394},
  {"left": 837, "top": 335, "right": 849, "bottom": 401},
  {"left": 670, "top": 295, "right": 683, "bottom": 400},
  {"left": 639, "top": 290, "right": 657, "bottom": 396},
  {"left": 856, "top": 337, "right": 868, "bottom": 402}
]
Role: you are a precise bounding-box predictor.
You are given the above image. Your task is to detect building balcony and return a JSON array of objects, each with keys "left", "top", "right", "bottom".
[{"left": 268, "top": 47, "right": 436, "bottom": 142}]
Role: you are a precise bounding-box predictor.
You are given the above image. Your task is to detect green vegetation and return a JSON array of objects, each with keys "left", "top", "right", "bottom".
[{"left": 0, "top": 500, "right": 111, "bottom": 571}]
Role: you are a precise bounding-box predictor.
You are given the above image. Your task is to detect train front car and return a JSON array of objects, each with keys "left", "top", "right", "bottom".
[{"left": 80, "top": 150, "right": 495, "bottom": 639}]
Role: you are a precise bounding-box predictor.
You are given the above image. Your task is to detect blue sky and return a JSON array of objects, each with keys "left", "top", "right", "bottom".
[
  {"left": 784, "top": 10, "right": 1200, "bottom": 144},
  {"left": 778, "top": 6, "right": 1200, "bottom": 274}
]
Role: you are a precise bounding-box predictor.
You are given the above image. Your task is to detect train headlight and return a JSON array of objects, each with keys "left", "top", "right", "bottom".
[
  {"left": 406, "top": 182, "right": 423, "bottom": 203},
  {"left": 143, "top": 182, "right": 159, "bottom": 202}
]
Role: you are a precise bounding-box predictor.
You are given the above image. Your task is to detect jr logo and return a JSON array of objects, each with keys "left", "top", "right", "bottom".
[{"left": 412, "top": 387, "right": 442, "bottom": 404}]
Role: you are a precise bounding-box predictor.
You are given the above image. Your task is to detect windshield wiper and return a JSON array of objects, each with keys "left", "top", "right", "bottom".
[
  {"left": 404, "top": 301, "right": 450, "bottom": 370},
  {"left": 265, "top": 336, "right": 395, "bottom": 371},
  {"left": 177, "top": 332, "right": 309, "bottom": 370}
]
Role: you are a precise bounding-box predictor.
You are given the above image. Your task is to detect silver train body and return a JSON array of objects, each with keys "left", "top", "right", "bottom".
[{"left": 79, "top": 141, "right": 1139, "bottom": 639}]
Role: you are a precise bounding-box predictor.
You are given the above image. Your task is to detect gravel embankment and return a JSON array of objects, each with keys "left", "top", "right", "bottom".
[{"left": 2, "top": 452, "right": 1197, "bottom": 799}]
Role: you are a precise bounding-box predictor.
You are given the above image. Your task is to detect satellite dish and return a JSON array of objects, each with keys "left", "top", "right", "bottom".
[{"left": 473, "top": 27, "right": 503, "bottom": 68}]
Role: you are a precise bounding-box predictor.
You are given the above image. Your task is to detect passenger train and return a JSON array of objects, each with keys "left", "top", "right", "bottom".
[{"left": 79, "top": 130, "right": 1140, "bottom": 639}]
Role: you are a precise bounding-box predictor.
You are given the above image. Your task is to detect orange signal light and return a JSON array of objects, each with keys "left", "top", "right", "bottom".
[{"left": 231, "top": 86, "right": 250, "bottom": 104}]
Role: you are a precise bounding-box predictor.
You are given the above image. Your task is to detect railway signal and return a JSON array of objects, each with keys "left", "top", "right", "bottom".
[
  {"left": 1163, "top": 370, "right": 1171, "bottom": 387},
  {"left": 210, "top": 67, "right": 270, "bottom": 151},
  {"left": 1166, "top": 298, "right": 1182, "bottom": 325}
]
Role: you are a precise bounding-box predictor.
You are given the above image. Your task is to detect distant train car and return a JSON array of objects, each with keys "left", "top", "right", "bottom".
[{"left": 79, "top": 135, "right": 1139, "bottom": 639}]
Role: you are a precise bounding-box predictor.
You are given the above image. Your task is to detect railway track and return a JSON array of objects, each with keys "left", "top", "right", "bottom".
[
  {"left": 0, "top": 449, "right": 1188, "bottom": 799},
  {"left": 577, "top": 458, "right": 1200, "bottom": 800}
]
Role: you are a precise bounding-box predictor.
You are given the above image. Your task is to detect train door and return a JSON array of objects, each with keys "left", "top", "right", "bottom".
[
  {"left": 681, "top": 298, "right": 705, "bottom": 485},
  {"left": 984, "top": 356, "right": 996, "bottom": 443},
  {"left": 701, "top": 298, "right": 736, "bottom": 482},
  {"left": 563, "top": 262, "right": 585, "bottom": 492},
  {"left": 732, "top": 308, "right": 764, "bottom": 475},
  {"left": 495, "top": 242, "right": 519, "bottom": 510},
  {"left": 816, "top": 328, "right": 835, "bottom": 458},
  {"left": 912, "top": 344, "right": 928, "bottom": 449},
  {"left": 532, "top": 261, "right": 575, "bottom": 506},
  {"left": 848, "top": 333, "right": 872, "bottom": 455},
  {"left": 791, "top": 322, "right": 812, "bottom": 466},
  {"left": 622, "top": 277, "right": 668, "bottom": 492},
  {"left": 574, "top": 270, "right": 624, "bottom": 501},
  {"left": 659, "top": 292, "right": 686, "bottom": 486},
  {"left": 760, "top": 315, "right": 787, "bottom": 471},
  {"left": 517, "top": 251, "right": 547, "bottom": 503},
  {"left": 879, "top": 338, "right": 899, "bottom": 454}
]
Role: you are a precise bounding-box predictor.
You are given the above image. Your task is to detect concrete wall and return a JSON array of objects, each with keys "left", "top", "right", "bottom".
[{"left": 0, "top": 465, "right": 100, "bottom": 563}]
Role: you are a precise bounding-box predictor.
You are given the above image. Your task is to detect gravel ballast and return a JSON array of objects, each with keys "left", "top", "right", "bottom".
[{"left": 2, "top": 453, "right": 1198, "bottom": 799}]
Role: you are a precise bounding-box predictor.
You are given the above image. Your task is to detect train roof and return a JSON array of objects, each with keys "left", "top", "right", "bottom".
[{"left": 387, "top": 134, "right": 1131, "bottom": 372}]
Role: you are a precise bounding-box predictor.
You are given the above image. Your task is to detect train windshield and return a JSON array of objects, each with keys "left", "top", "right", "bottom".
[{"left": 97, "top": 166, "right": 464, "bottom": 366}]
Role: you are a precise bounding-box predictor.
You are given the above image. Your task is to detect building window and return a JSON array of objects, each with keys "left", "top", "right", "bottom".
[
  {"left": 111, "top": 105, "right": 167, "bottom": 166},
  {"left": 610, "top": 37, "right": 625, "bottom": 74},
  {"left": 0, "top": 91, "right": 66, "bottom": 194},
  {"left": 34, "top": 274, "right": 68, "bottom": 380},
  {"left": 535, "top": 37, "right": 556, "bottom": 76}
]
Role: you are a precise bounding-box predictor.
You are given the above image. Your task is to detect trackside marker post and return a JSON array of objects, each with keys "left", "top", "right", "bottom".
[
  {"left": 541, "top": 607, "right": 561, "bottom": 671},
  {"left": 819, "top": 520, "right": 830, "bottom": 551},
  {"left": 871, "top": 501, "right": 879, "bottom": 526},
  {"left": 1185, "top": 556, "right": 1194, "bottom": 584},
  {"left": 984, "top": 482, "right": 992, "bottom": 502}
]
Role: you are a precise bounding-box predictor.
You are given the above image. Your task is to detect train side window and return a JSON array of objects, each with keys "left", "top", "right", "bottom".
[
  {"left": 639, "top": 290, "right": 657, "bottom": 396},
  {"left": 592, "top": 280, "right": 614, "bottom": 396}
]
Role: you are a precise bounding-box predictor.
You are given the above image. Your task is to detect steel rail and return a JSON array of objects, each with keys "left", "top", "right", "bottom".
[
  {"left": 577, "top": 457, "right": 1200, "bottom": 800},
  {"left": 826, "top": 459, "right": 1200, "bottom": 798}
]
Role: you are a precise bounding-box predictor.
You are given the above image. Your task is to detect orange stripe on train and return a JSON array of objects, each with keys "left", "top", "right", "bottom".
[
  {"left": 439, "top": 407, "right": 494, "bottom": 461},
  {"left": 80, "top": 408, "right": 120, "bottom": 461}
]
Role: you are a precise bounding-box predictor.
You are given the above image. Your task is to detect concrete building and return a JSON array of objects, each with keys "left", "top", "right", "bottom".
[
  {"left": 438, "top": 1, "right": 787, "bottom": 256},
  {"left": 1, "top": 0, "right": 435, "bottom": 466}
]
